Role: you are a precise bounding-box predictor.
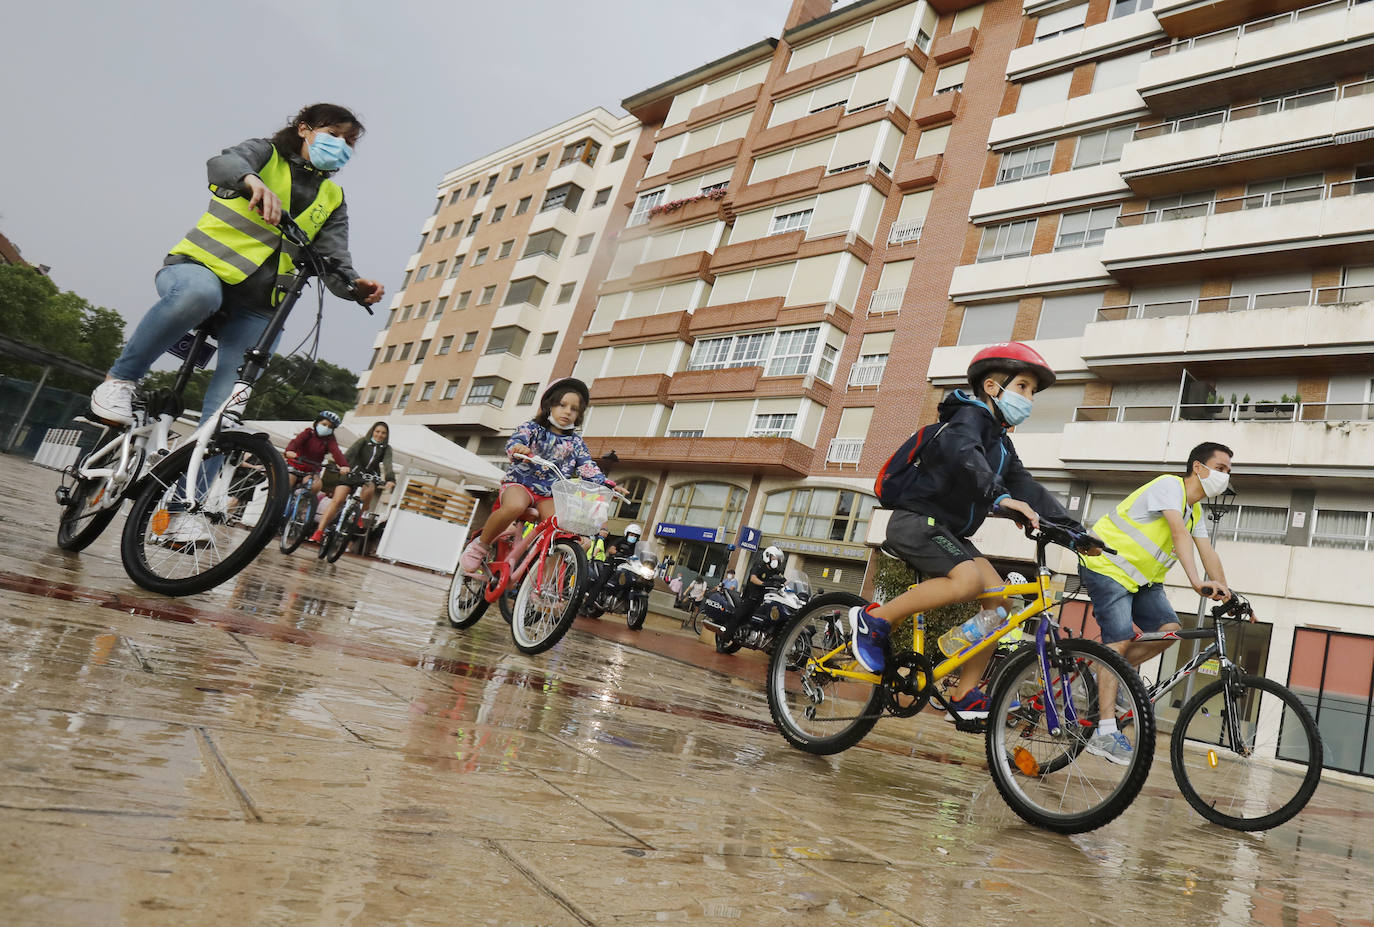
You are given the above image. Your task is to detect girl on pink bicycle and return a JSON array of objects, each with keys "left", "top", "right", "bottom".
[{"left": 459, "top": 378, "right": 609, "bottom": 572}]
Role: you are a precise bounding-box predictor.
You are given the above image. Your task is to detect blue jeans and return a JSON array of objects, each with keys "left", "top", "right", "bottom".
[
  {"left": 1078, "top": 566, "right": 1181, "bottom": 644},
  {"left": 108, "top": 262, "right": 275, "bottom": 420}
]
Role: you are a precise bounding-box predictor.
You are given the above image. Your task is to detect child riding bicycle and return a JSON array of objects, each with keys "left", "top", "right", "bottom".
[
  {"left": 850, "top": 342, "right": 1096, "bottom": 718},
  {"left": 284, "top": 411, "right": 351, "bottom": 492},
  {"left": 459, "top": 378, "right": 610, "bottom": 572}
]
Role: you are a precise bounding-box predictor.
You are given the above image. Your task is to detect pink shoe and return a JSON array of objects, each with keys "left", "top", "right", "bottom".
[{"left": 459, "top": 538, "right": 490, "bottom": 572}]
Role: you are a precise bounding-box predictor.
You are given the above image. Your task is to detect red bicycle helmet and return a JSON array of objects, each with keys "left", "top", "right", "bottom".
[{"left": 966, "top": 342, "right": 1056, "bottom": 391}]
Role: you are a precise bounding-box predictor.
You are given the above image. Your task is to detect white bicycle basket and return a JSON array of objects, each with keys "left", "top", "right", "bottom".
[{"left": 551, "top": 479, "right": 614, "bottom": 536}]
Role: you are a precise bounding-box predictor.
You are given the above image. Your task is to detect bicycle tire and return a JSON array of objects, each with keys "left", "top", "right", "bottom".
[
  {"left": 56, "top": 473, "right": 122, "bottom": 552},
  {"left": 446, "top": 566, "right": 491, "bottom": 629},
  {"left": 498, "top": 586, "right": 517, "bottom": 624},
  {"left": 766, "top": 593, "right": 884, "bottom": 756},
  {"left": 324, "top": 502, "right": 353, "bottom": 563},
  {"left": 509, "top": 538, "right": 586, "bottom": 655},
  {"left": 1171, "top": 674, "right": 1322, "bottom": 831},
  {"left": 985, "top": 638, "right": 1155, "bottom": 834},
  {"left": 627, "top": 596, "right": 647, "bottom": 630},
  {"left": 121, "top": 431, "right": 288, "bottom": 596},
  {"left": 279, "top": 487, "right": 316, "bottom": 554}
]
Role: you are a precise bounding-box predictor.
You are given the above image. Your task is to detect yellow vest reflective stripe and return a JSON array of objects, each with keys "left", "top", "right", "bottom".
[
  {"left": 169, "top": 149, "right": 342, "bottom": 303},
  {"left": 1082, "top": 475, "right": 1201, "bottom": 592}
]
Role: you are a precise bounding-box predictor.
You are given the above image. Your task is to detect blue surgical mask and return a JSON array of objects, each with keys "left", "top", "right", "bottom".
[
  {"left": 994, "top": 389, "right": 1033, "bottom": 427},
  {"left": 315, "top": 424, "right": 334, "bottom": 437},
  {"left": 308, "top": 132, "right": 352, "bottom": 171}
]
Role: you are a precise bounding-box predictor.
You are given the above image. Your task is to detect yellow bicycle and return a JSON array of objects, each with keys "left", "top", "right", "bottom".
[{"left": 766, "top": 518, "right": 1156, "bottom": 834}]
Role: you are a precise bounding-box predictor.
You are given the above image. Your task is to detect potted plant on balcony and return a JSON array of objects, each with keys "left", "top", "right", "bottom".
[
  {"left": 1255, "top": 397, "right": 1277, "bottom": 414},
  {"left": 1201, "top": 389, "right": 1225, "bottom": 418}
]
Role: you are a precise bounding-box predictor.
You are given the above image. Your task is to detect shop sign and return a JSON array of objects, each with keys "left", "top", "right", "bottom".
[
  {"left": 654, "top": 522, "right": 723, "bottom": 543},
  {"left": 736, "top": 526, "right": 761, "bottom": 551},
  {"left": 773, "top": 537, "right": 869, "bottom": 560}
]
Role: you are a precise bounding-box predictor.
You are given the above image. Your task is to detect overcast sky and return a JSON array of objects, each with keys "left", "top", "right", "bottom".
[{"left": 0, "top": 0, "right": 788, "bottom": 372}]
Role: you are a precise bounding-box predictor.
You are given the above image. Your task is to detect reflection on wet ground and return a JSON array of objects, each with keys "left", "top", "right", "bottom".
[{"left": 1, "top": 457, "right": 1372, "bottom": 925}]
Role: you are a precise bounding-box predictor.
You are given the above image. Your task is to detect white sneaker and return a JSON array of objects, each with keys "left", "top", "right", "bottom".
[
  {"left": 91, "top": 379, "right": 137, "bottom": 425},
  {"left": 162, "top": 512, "right": 212, "bottom": 546}
]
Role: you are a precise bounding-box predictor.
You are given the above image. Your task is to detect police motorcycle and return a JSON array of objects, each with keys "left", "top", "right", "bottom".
[
  {"left": 579, "top": 524, "right": 657, "bottom": 631},
  {"left": 701, "top": 569, "right": 812, "bottom": 655}
]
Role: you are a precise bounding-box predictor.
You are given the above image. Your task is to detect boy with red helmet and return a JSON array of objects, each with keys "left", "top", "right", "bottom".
[{"left": 850, "top": 342, "right": 1096, "bottom": 718}]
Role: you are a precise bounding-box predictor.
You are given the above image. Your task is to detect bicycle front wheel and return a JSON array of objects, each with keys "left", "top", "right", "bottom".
[
  {"left": 985, "top": 638, "right": 1155, "bottom": 834},
  {"left": 1171, "top": 674, "right": 1322, "bottom": 831},
  {"left": 509, "top": 538, "right": 586, "bottom": 655},
  {"left": 324, "top": 509, "right": 352, "bottom": 563},
  {"left": 766, "top": 593, "right": 884, "bottom": 755},
  {"left": 279, "top": 487, "right": 316, "bottom": 554},
  {"left": 121, "top": 432, "right": 288, "bottom": 596}
]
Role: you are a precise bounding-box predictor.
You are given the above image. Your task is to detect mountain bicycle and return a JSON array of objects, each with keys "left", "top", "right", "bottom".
[
  {"left": 316, "top": 471, "right": 385, "bottom": 563},
  {"left": 1128, "top": 591, "right": 1323, "bottom": 831},
  {"left": 54, "top": 213, "right": 372, "bottom": 595},
  {"left": 766, "top": 518, "right": 1156, "bottom": 834},
  {"left": 279, "top": 468, "right": 322, "bottom": 554},
  {"left": 446, "top": 455, "right": 622, "bottom": 654}
]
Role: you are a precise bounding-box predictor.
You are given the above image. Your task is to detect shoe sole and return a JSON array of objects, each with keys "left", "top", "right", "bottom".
[
  {"left": 1084, "top": 743, "right": 1132, "bottom": 766},
  {"left": 88, "top": 404, "right": 133, "bottom": 426}
]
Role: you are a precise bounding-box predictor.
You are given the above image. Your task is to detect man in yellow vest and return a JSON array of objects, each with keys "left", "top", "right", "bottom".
[
  {"left": 92, "top": 103, "right": 383, "bottom": 429},
  {"left": 1077, "top": 442, "right": 1235, "bottom": 764}
]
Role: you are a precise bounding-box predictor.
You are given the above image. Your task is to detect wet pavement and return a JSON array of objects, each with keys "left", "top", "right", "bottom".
[{"left": 2, "top": 454, "right": 1372, "bottom": 926}]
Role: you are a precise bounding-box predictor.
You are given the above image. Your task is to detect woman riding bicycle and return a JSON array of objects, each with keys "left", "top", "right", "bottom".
[
  {"left": 311, "top": 420, "right": 396, "bottom": 544},
  {"left": 284, "top": 411, "right": 350, "bottom": 493},
  {"left": 90, "top": 102, "right": 384, "bottom": 431}
]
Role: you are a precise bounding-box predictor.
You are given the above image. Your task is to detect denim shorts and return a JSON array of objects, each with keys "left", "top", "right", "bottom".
[{"left": 1078, "top": 565, "right": 1181, "bottom": 644}]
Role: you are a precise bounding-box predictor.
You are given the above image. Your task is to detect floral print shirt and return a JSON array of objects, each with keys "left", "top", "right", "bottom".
[{"left": 503, "top": 420, "right": 606, "bottom": 496}]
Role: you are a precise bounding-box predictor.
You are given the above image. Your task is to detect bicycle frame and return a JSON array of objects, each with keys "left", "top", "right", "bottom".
[{"left": 484, "top": 514, "right": 578, "bottom": 605}]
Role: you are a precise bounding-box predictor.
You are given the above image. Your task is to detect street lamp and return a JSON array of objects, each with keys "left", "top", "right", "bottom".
[{"left": 1203, "top": 485, "right": 1238, "bottom": 536}]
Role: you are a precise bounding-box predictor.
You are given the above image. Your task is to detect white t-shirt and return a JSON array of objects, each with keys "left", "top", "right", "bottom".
[{"left": 1128, "top": 477, "right": 1208, "bottom": 540}]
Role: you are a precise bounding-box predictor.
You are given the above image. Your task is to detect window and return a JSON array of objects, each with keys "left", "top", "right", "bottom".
[
  {"left": 400, "top": 270, "right": 412, "bottom": 290},
  {"left": 534, "top": 153, "right": 549, "bottom": 171},
  {"left": 1211, "top": 504, "right": 1290, "bottom": 544},
  {"left": 419, "top": 381, "right": 436, "bottom": 402},
  {"left": 498, "top": 239, "right": 514, "bottom": 259},
  {"left": 575, "top": 234, "right": 594, "bottom": 255},
  {"left": 817, "top": 343, "right": 837, "bottom": 382},
  {"left": 516, "top": 195, "right": 531, "bottom": 215},
  {"left": 664, "top": 482, "right": 748, "bottom": 533},
  {"left": 1109, "top": 0, "right": 1153, "bottom": 18},
  {"left": 613, "top": 476, "right": 651, "bottom": 520},
  {"left": 382, "top": 345, "right": 396, "bottom": 363},
  {"left": 395, "top": 384, "right": 412, "bottom": 410},
  {"left": 491, "top": 205, "right": 506, "bottom": 223},
  {"left": 556, "top": 282, "right": 576, "bottom": 304},
  {"left": 466, "top": 181, "right": 479, "bottom": 198},
  {"left": 1037, "top": 292, "right": 1104, "bottom": 339},
  {"left": 540, "top": 182, "right": 584, "bottom": 213},
  {"left": 770, "top": 208, "right": 813, "bottom": 235},
  {"left": 442, "top": 379, "right": 461, "bottom": 400},
  {"left": 538, "top": 332, "right": 558, "bottom": 354},
  {"left": 523, "top": 229, "right": 566, "bottom": 259},
  {"left": 484, "top": 173, "right": 498, "bottom": 195},
  {"left": 503, "top": 277, "right": 547, "bottom": 306},
  {"left": 416, "top": 339, "right": 431, "bottom": 362},
  {"left": 592, "top": 187, "right": 612, "bottom": 207},
  {"left": 690, "top": 331, "right": 773, "bottom": 370},
  {"left": 432, "top": 260, "right": 446, "bottom": 279},
  {"left": 415, "top": 300, "right": 430, "bottom": 320},
  {"left": 1287, "top": 627, "right": 1374, "bottom": 776},
  {"left": 958, "top": 300, "right": 1017, "bottom": 345},
  {"left": 559, "top": 137, "right": 601, "bottom": 167},
  {"left": 1093, "top": 50, "right": 1149, "bottom": 92},
  {"left": 399, "top": 305, "right": 413, "bottom": 323},
  {"left": 517, "top": 382, "right": 540, "bottom": 405},
  {"left": 668, "top": 429, "right": 705, "bottom": 438},
  {"left": 997, "top": 143, "right": 1054, "bottom": 184},
  {"left": 1056, "top": 206, "right": 1120, "bottom": 250},
  {"left": 381, "top": 385, "right": 395, "bottom": 404},
  {"left": 509, "top": 163, "right": 522, "bottom": 181},
  {"left": 456, "top": 290, "right": 471, "bottom": 309},
  {"left": 447, "top": 190, "right": 462, "bottom": 206},
  {"left": 761, "top": 488, "right": 878, "bottom": 543},
  {"left": 484, "top": 326, "right": 529, "bottom": 355},
  {"left": 414, "top": 264, "right": 430, "bottom": 283},
  {"left": 399, "top": 342, "right": 414, "bottom": 361},
  {"left": 433, "top": 296, "right": 448, "bottom": 318},
  {"left": 1074, "top": 126, "right": 1135, "bottom": 168},
  {"left": 449, "top": 255, "right": 465, "bottom": 277},
  {"left": 751, "top": 413, "right": 798, "bottom": 438},
  {"left": 1246, "top": 173, "right": 1324, "bottom": 209},
  {"left": 473, "top": 248, "right": 488, "bottom": 266},
  {"left": 368, "top": 348, "right": 379, "bottom": 370},
  {"left": 466, "top": 376, "right": 510, "bottom": 408},
  {"left": 366, "top": 386, "right": 379, "bottom": 404},
  {"left": 438, "top": 334, "right": 453, "bottom": 355},
  {"left": 977, "top": 219, "right": 1037, "bottom": 262},
  {"left": 466, "top": 215, "right": 480, "bottom": 236},
  {"left": 461, "top": 331, "right": 477, "bottom": 352},
  {"left": 1313, "top": 509, "right": 1373, "bottom": 550},
  {"left": 767, "top": 328, "right": 820, "bottom": 377},
  {"left": 629, "top": 189, "right": 665, "bottom": 226},
  {"left": 478, "top": 285, "right": 497, "bottom": 305},
  {"left": 1035, "top": 3, "right": 1087, "bottom": 41}
]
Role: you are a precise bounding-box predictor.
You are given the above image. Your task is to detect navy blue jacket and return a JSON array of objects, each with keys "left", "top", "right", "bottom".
[{"left": 893, "top": 390, "right": 1074, "bottom": 538}]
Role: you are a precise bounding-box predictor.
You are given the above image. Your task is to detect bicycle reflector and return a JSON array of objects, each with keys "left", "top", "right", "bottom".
[
  {"left": 1207, "top": 749, "right": 1219, "bottom": 769},
  {"left": 1013, "top": 746, "right": 1040, "bottom": 776}
]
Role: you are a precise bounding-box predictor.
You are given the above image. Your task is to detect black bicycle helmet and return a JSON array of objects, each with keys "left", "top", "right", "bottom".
[
  {"left": 966, "top": 342, "right": 1056, "bottom": 392},
  {"left": 540, "top": 377, "right": 590, "bottom": 409},
  {"left": 318, "top": 410, "right": 343, "bottom": 426}
]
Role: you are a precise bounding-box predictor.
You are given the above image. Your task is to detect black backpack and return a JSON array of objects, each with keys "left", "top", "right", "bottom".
[{"left": 873, "top": 422, "right": 946, "bottom": 508}]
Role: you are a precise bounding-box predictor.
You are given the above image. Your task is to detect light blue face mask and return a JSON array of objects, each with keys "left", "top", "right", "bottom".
[
  {"left": 315, "top": 424, "right": 333, "bottom": 437},
  {"left": 994, "top": 388, "right": 1033, "bottom": 426},
  {"left": 308, "top": 132, "right": 352, "bottom": 171}
]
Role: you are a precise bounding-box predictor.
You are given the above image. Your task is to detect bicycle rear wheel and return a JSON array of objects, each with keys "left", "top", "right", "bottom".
[
  {"left": 279, "top": 487, "right": 315, "bottom": 554},
  {"left": 1171, "top": 674, "right": 1322, "bottom": 831},
  {"left": 985, "top": 639, "right": 1155, "bottom": 834},
  {"left": 121, "top": 432, "right": 288, "bottom": 596},
  {"left": 766, "top": 593, "right": 884, "bottom": 755},
  {"left": 509, "top": 538, "right": 586, "bottom": 655},
  {"left": 57, "top": 473, "right": 122, "bottom": 552}
]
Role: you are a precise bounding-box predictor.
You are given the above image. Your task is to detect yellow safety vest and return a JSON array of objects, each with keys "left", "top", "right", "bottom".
[
  {"left": 590, "top": 536, "right": 607, "bottom": 562},
  {"left": 169, "top": 149, "right": 342, "bottom": 304},
  {"left": 1082, "top": 475, "right": 1202, "bottom": 592}
]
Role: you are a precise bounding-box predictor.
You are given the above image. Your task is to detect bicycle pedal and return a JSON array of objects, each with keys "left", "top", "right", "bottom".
[{"left": 952, "top": 717, "right": 988, "bottom": 735}]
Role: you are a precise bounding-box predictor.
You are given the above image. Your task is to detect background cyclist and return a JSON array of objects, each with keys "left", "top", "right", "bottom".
[
  {"left": 311, "top": 420, "right": 395, "bottom": 544},
  {"left": 284, "top": 411, "right": 350, "bottom": 497}
]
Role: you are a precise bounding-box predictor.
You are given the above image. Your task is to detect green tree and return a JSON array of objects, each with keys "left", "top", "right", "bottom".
[
  {"left": 873, "top": 554, "right": 977, "bottom": 663},
  {"left": 141, "top": 352, "right": 358, "bottom": 421},
  {"left": 0, "top": 264, "right": 125, "bottom": 389}
]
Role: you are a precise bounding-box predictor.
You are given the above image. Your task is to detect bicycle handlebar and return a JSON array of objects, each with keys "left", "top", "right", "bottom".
[
  {"left": 1004, "top": 512, "right": 1116, "bottom": 556},
  {"left": 1204, "top": 590, "right": 1254, "bottom": 620},
  {"left": 511, "top": 453, "right": 628, "bottom": 501},
  {"left": 278, "top": 213, "right": 374, "bottom": 314}
]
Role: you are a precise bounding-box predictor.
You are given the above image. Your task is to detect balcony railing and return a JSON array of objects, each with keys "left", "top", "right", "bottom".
[
  {"left": 847, "top": 358, "right": 888, "bottom": 388},
  {"left": 888, "top": 218, "right": 924, "bottom": 247},
  {"left": 867, "top": 287, "right": 906, "bottom": 316},
  {"left": 1149, "top": 0, "right": 1364, "bottom": 59},
  {"left": 1116, "top": 178, "right": 1374, "bottom": 227},
  {"left": 827, "top": 437, "right": 865, "bottom": 465},
  {"left": 1095, "top": 283, "right": 1374, "bottom": 321},
  {"left": 1074, "top": 402, "right": 1374, "bottom": 423},
  {"left": 1132, "top": 78, "right": 1374, "bottom": 140}
]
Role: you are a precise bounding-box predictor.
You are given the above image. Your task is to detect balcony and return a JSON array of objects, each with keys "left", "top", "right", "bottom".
[
  {"left": 1006, "top": 10, "right": 1161, "bottom": 82},
  {"left": 599, "top": 250, "right": 714, "bottom": 295},
  {"left": 1082, "top": 285, "right": 1374, "bottom": 376},
  {"left": 489, "top": 301, "right": 543, "bottom": 334},
  {"left": 988, "top": 86, "right": 1145, "bottom": 149},
  {"left": 668, "top": 366, "right": 763, "bottom": 398},
  {"left": 582, "top": 434, "right": 814, "bottom": 476},
  {"left": 471, "top": 351, "right": 526, "bottom": 382},
  {"left": 1120, "top": 79, "right": 1374, "bottom": 196},
  {"left": 1100, "top": 179, "right": 1374, "bottom": 279},
  {"left": 452, "top": 400, "right": 507, "bottom": 432},
  {"left": 926, "top": 338, "right": 1089, "bottom": 387},
  {"left": 969, "top": 163, "right": 1128, "bottom": 223},
  {"left": 887, "top": 217, "right": 924, "bottom": 247},
  {"left": 588, "top": 373, "right": 672, "bottom": 405},
  {"left": 826, "top": 437, "right": 865, "bottom": 466},
  {"left": 866, "top": 286, "right": 906, "bottom": 317},
  {"left": 948, "top": 247, "right": 1112, "bottom": 302},
  {"left": 847, "top": 357, "right": 888, "bottom": 389},
  {"left": 1137, "top": 0, "right": 1374, "bottom": 112}
]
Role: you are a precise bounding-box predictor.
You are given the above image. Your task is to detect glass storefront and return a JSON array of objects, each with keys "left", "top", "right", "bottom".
[
  {"left": 758, "top": 487, "right": 878, "bottom": 595},
  {"left": 1288, "top": 628, "right": 1374, "bottom": 777}
]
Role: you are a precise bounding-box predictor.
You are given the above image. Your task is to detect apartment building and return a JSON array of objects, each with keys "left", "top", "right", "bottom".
[{"left": 352, "top": 109, "right": 640, "bottom": 464}]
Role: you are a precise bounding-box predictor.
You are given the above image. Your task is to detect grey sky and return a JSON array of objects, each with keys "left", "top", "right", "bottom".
[{"left": 0, "top": 0, "right": 787, "bottom": 372}]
